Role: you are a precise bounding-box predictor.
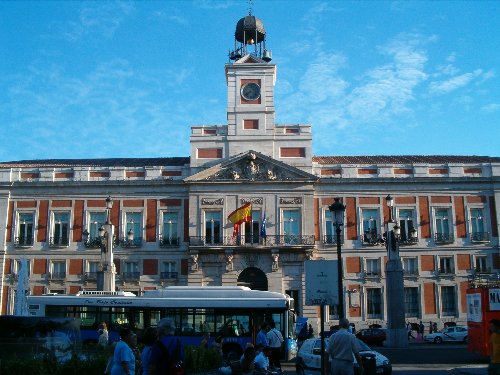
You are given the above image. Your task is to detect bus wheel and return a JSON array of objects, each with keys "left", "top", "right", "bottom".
[{"left": 434, "top": 337, "right": 443, "bottom": 344}]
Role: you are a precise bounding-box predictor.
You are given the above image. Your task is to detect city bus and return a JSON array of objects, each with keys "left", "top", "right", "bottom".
[{"left": 27, "top": 286, "right": 297, "bottom": 360}]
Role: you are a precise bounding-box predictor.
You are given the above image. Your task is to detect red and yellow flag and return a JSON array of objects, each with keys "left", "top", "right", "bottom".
[{"left": 227, "top": 203, "right": 252, "bottom": 237}]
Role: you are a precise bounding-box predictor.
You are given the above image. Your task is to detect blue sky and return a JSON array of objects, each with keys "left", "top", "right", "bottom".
[{"left": 1, "top": 1, "right": 499, "bottom": 161}]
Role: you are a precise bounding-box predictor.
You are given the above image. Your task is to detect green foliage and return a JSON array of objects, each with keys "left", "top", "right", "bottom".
[{"left": 185, "top": 345, "right": 223, "bottom": 372}]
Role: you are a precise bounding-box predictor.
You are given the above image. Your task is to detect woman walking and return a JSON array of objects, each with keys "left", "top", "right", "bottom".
[{"left": 111, "top": 327, "right": 137, "bottom": 375}]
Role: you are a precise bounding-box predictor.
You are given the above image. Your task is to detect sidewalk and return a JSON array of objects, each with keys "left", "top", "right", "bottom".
[{"left": 448, "top": 364, "right": 488, "bottom": 375}]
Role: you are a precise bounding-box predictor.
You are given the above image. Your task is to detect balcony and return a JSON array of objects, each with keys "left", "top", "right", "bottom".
[
  {"left": 84, "top": 272, "right": 98, "bottom": 281},
  {"left": 403, "top": 270, "right": 419, "bottom": 277},
  {"left": 322, "top": 235, "right": 344, "bottom": 245},
  {"left": 49, "top": 272, "right": 66, "bottom": 280},
  {"left": 437, "top": 269, "right": 455, "bottom": 278},
  {"left": 189, "top": 235, "right": 315, "bottom": 247},
  {"left": 119, "top": 237, "right": 143, "bottom": 248},
  {"left": 84, "top": 237, "right": 102, "bottom": 249},
  {"left": 399, "top": 237, "right": 419, "bottom": 246},
  {"left": 471, "top": 232, "right": 490, "bottom": 243},
  {"left": 159, "top": 236, "right": 180, "bottom": 247},
  {"left": 121, "top": 272, "right": 140, "bottom": 281},
  {"left": 49, "top": 237, "right": 69, "bottom": 248},
  {"left": 160, "top": 271, "right": 178, "bottom": 279},
  {"left": 14, "top": 236, "right": 34, "bottom": 247},
  {"left": 361, "top": 231, "right": 385, "bottom": 246},
  {"left": 434, "top": 233, "right": 454, "bottom": 244}
]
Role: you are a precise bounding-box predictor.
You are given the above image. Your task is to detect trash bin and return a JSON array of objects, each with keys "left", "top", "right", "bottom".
[{"left": 361, "top": 353, "right": 376, "bottom": 375}]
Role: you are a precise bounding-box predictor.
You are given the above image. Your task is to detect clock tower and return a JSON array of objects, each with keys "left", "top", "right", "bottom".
[{"left": 190, "top": 13, "right": 312, "bottom": 172}]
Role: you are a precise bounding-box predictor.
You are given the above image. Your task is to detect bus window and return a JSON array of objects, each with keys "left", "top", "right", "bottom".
[
  {"left": 217, "top": 313, "right": 251, "bottom": 337},
  {"left": 111, "top": 308, "right": 130, "bottom": 329},
  {"left": 162, "top": 310, "right": 181, "bottom": 335},
  {"left": 149, "top": 310, "right": 161, "bottom": 327},
  {"left": 182, "top": 309, "right": 197, "bottom": 336}
]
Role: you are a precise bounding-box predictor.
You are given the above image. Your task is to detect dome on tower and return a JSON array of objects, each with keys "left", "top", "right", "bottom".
[{"left": 235, "top": 15, "right": 266, "bottom": 45}]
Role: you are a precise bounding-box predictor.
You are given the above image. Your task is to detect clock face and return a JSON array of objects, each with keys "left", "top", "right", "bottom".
[{"left": 241, "top": 82, "right": 261, "bottom": 101}]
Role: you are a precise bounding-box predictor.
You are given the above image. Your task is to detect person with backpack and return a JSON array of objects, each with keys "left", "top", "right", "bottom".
[{"left": 148, "top": 318, "right": 185, "bottom": 375}]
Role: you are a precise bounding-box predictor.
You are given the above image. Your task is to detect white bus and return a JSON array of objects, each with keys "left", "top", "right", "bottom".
[{"left": 27, "top": 286, "right": 297, "bottom": 359}]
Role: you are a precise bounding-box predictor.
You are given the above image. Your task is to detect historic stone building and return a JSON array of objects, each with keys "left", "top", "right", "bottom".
[{"left": 1, "top": 14, "right": 499, "bottom": 330}]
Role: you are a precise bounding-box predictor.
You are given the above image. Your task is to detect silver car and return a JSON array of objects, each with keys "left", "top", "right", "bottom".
[
  {"left": 424, "top": 325, "right": 468, "bottom": 344},
  {"left": 296, "top": 337, "right": 392, "bottom": 375}
]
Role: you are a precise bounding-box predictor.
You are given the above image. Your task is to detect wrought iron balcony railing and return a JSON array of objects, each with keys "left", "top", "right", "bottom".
[
  {"left": 121, "top": 272, "right": 140, "bottom": 280},
  {"left": 14, "top": 236, "right": 34, "bottom": 247},
  {"left": 159, "top": 236, "right": 180, "bottom": 247},
  {"left": 438, "top": 269, "right": 455, "bottom": 276},
  {"left": 49, "top": 272, "right": 66, "bottom": 280},
  {"left": 84, "top": 237, "right": 102, "bottom": 249},
  {"left": 322, "top": 235, "right": 344, "bottom": 245},
  {"left": 434, "top": 233, "right": 454, "bottom": 244},
  {"left": 189, "top": 235, "right": 315, "bottom": 247},
  {"left": 84, "top": 272, "right": 98, "bottom": 281},
  {"left": 49, "top": 237, "right": 69, "bottom": 247},
  {"left": 119, "top": 237, "right": 143, "bottom": 248},
  {"left": 361, "top": 232, "right": 385, "bottom": 246},
  {"left": 398, "top": 237, "right": 419, "bottom": 246},
  {"left": 471, "top": 232, "right": 490, "bottom": 243},
  {"left": 160, "top": 271, "right": 178, "bottom": 279},
  {"left": 403, "top": 270, "right": 419, "bottom": 277}
]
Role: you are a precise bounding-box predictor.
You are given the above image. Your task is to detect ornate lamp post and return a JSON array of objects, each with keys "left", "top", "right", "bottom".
[
  {"left": 329, "top": 197, "right": 346, "bottom": 320},
  {"left": 384, "top": 194, "right": 408, "bottom": 347},
  {"left": 97, "top": 196, "right": 116, "bottom": 291}
]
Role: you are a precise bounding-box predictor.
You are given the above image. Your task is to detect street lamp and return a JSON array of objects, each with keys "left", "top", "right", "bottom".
[
  {"left": 96, "top": 196, "right": 116, "bottom": 291},
  {"left": 329, "top": 197, "right": 346, "bottom": 320},
  {"left": 384, "top": 194, "right": 407, "bottom": 347}
]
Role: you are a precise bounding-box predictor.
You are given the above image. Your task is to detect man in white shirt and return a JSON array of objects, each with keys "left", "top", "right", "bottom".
[
  {"left": 267, "top": 321, "right": 284, "bottom": 369},
  {"left": 327, "top": 318, "right": 363, "bottom": 375}
]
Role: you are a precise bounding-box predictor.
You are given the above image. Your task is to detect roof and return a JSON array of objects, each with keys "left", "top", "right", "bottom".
[
  {"left": 0, "top": 157, "right": 190, "bottom": 169},
  {"left": 312, "top": 155, "right": 500, "bottom": 164}
]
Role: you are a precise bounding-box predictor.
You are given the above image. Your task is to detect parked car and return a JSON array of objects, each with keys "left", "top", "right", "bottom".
[
  {"left": 296, "top": 336, "right": 392, "bottom": 375},
  {"left": 356, "top": 328, "right": 387, "bottom": 346},
  {"left": 424, "top": 325, "right": 468, "bottom": 344}
]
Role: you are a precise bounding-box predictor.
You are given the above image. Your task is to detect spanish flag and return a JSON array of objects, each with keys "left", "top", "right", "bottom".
[{"left": 228, "top": 203, "right": 252, "bottom": 237}]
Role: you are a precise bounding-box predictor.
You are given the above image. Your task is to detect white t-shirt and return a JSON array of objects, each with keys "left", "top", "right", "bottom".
[{"left": 267, "top": 328, "right": 284, "bottom": 348}]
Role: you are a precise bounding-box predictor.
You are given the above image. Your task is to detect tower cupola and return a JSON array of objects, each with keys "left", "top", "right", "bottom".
[{"left": 229, "top": 13, "right": 272, "bottom": 62}]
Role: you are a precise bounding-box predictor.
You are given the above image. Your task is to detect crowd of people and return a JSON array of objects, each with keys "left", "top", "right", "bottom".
[{"left": 100, "top": 318, "right": 285, "bottom": 375}]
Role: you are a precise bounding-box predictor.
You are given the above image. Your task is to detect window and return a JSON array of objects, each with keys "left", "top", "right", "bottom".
[
  {"left": 125, "top": 212, "right": 143, "bottom": 243},
  {"left": 205, "top": 211, "right": 222, "bottom": 244},
  {"left": 244, "top": 210, "right": 261, "bottom": 244},
  {"left": 403, "top": 257, "right": 418, "bottom": 276},
  {"left": 366, "top": 259, "right": 381, "bottom": 276},
  {"left": 51, "top": 212, "right": 70, "bottom": 246},
  {"left": 404, "top": 287, "right": 419, "bottom": 318},
  {"left": 441, "top": 286, "right": 457, "bottom": 316},
  {"left": 366, "top": 288, "right": 382, "bottom": 319},
  {"left": 161, "top": 212, "right": 179, "bottom": 245},
  {"left": 16, "top": 212, "right": 34, "bottom": 246},
  {"left": 86, "top": 261, "right": 99, "bottom": 280},
  {"left": 439, "top": 256, "right": 454, "bottom": 274},
  {"left": 362, "top": 209, "right": 381, "bottom": 245},
  {"left": 88, "top": 212, "right": 106, "bottom": 240},
  {"left": 324, "top": 210, "right": 343, "bottom": 245},
  {"left": 161, "top": 262, "right": 177, "bottom": 279},
  {"left": 434, "top": 208, "right": 453, "bottom": 243},
  {"left": 51, "top": 261, "right": 66, "bottom": 279},
  {"left": 283, "top": 209, "right": 301, "bottom": 244},
  {"left": 123, "top": 262, "right": 140, "bottom": 280},
  {"left": 15, "top": 259, "right": 31, "bottom": 276},
  {"left": 398, "top": 209, "right": 417, "bottom": 243},
  {"left": 475, "top": 256, "right": 488, "bottom": 272},
  {"left": 470, "top": 208, "right": 488, "bottom": 242}
]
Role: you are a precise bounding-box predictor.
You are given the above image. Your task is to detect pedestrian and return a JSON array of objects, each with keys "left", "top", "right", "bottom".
[
  {"left": 240, "top": 345, "right": 256, "bottom": 375},
  {"left": 110, "top": 326, "right": 137, "bottom": 375},
  {"left": 327, "top": 318, "right": 363, "bottom": 375},
  {"left": 254, "top": 345, "right": 273, "bottom": 374},
  {"left": 98, "top": 322, "right": 109, "bottom": 347},
  {"left": 141, "top": 327, "right": 158, "bottom": 375},
  {"left": 267, "top": 320, "right": 284, "bottom": 369},
  {"left": 418, "top": 321, "right": 425, "bottom": 341},
  {"left": 256, "top": 322, "right": 269, "bottom": 347},
  {"left": 308, "top": 323, "right": 314, "bottom": 338},
  {"left": 406, "top": 321, "right": 414, "bottom": 340},
  {"left": 429, "top": 321, "right": 433, "bottom": 334},
  {"left": 489, "top": 319, "right": 500, "bottom": 375},
  {"left": 149, "top": 318, "right": 185, "bottom": 375},
  {"left": 433, "top": 322, "right": 438, "bottom": 333},
  {"left": 200, "top": 332, "right": 210, "bottom": 349}
]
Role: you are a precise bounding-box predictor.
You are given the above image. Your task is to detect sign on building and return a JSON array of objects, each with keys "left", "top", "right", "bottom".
[{"left": 305, "top": 260, "right": 339, "bottom": 306}]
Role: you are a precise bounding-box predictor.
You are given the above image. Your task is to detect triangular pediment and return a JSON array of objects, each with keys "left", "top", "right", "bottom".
[
  {"left": 235, "top": 54, "right": 267, "bottom": 64},
  {"left": 185, "top": 151, "right": 317, "bottom": 183}
]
